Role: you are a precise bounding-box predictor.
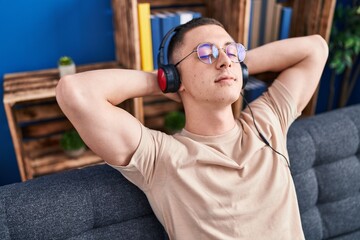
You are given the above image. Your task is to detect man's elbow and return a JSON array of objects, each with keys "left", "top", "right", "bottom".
[
  {"left": 56, "top": 75, "right": 82, "bottom": 113},
  {"left": 311, "top": 34, "right": 329, "bottom": 62}
]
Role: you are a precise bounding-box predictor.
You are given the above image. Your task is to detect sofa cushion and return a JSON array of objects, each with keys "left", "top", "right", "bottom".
[{"left": 288, "top": 104, "right": 360, "bottom": 240}]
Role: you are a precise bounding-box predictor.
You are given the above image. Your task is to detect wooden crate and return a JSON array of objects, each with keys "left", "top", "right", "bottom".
[{"left": 3, "top": 61, "right": 142, "bottom": 181}]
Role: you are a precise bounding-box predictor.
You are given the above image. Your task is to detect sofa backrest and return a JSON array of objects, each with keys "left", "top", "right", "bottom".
[
  {"left": 288, "top": 104, "right": 360, "bottom": 240},
  {"left": 0, "top": 165, "right": 166, "bottom": 240}
]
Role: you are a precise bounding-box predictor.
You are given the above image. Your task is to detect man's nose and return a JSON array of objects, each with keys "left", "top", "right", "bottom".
[{"left": 216, "top": 49, "right": 232, "bottom": 69}]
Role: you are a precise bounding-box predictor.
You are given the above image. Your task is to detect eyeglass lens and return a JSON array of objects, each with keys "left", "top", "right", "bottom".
[{"left": 196, "top": 43, "right": 246, "bottom": 64}]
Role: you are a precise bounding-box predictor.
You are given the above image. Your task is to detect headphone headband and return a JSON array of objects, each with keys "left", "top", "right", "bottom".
[
  {"left": 158, "top": 26, "right": 180, "bottom": 66},
  {"left": 157, "top": 26, "right": 182, "bottom": 93}
]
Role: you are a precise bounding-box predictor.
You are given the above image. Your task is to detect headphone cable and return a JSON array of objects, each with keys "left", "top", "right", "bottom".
[{"left": 241, "top": 93, "right": 290, "bottom": 168}]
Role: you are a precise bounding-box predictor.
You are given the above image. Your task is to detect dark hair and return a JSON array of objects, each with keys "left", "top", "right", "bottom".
[{"left": 167, "top": 17, "right": 224, "bottom": 63}]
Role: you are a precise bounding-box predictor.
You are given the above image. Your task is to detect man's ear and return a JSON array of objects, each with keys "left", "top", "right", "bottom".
[{"left": 178, "top": 83, "right": 185, "bottom": 92}]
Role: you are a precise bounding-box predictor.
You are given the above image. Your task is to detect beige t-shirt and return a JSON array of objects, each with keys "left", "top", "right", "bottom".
[{"left": 111, "top": 81, "right": 305, "bottom": 240}]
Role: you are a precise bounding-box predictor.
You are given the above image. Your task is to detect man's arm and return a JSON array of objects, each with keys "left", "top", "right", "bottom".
[
  {"left": 56, "top": 69, "right": 161, "bottom": 166},
  {"left": 244, "top": 34, "right": 329, "bottom": 113}
]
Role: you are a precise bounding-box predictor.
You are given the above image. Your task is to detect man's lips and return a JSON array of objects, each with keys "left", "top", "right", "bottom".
[{"left": 215, "top": 75, "right": 236, "bottom": 83}]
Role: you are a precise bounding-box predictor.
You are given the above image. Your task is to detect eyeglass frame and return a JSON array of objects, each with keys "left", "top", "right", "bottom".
[{"left": 174, "top": 42, "right": 247, "bottom": 67}]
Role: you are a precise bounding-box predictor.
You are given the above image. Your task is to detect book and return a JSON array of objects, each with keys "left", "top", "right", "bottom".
[
  {"left": 157, "top": 12, "right": 180, "bottom": 64},
  {"left": 272, "top": 3, "right": 283, "bottom": 42},
  {"left": 138, "top": 3, "right": 154, "bottom": 71},
  {"left": 278, "top": 6, "right": 293, "bottom": 40},
  {"left": 176, "top": 10, "right": 195, "bottom": 24},
  {"left": 151, "top": 14, "right": 161, "bottom": 69},
  {"left": 264, "top": 0, "right": 276, "bottom": 44},
  {"left": 258, "top": 0, "right": 268, "bottom": 45},
  {"left": 247, "top": 0, "right": 254, "bottom": 46},
  {"left": 189, "top": 11, "right": 201, "bottom": 19},
  {"left": 250, "top": 0, "right": 262, "bottom": 49},
  {"left": 243, "top": 76, "right": 268, "bottom": 108}
]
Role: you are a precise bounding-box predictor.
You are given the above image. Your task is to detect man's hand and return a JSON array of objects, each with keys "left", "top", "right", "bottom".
[{"left": 245, "top": 35, "right": 329, "bottom": 113}]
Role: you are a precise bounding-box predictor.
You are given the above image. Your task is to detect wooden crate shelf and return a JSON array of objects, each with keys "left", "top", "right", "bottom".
[{"left": 3, "top": 61, "right": 140, "bottom": 181}]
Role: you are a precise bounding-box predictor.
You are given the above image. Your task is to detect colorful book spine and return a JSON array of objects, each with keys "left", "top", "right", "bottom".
[
  {"left": 272, "top": 3, "right": 283, "bottom": 42},
  {"left": 138, "top": 3, "right": 153, "bottom": 71},
  {"left": 279, "top": 6, "right": 293, "bottom": 40},
  {"left": 151, "top": 14, "right": 161, "bottom": 69},
  {"left": 258, "top": 0, "right": 268, "bottom": 45},
  {"left": 250, "top": 0, "right": 262, "bottom": 49},
  {"left": 264, "top": 0, "right": 276, "bottom": 44}
]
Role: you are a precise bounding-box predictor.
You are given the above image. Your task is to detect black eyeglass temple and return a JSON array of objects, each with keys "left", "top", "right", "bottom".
[{"left": 174, "top": 50, "right": 197, "bottom": 67}]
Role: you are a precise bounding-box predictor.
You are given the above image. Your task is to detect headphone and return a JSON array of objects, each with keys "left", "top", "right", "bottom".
[{"left": 157, "top": 26, "right": 249, "bottom": 93}]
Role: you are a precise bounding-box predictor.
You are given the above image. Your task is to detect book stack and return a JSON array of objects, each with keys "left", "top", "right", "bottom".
[
  {"left": 137, "top": 3, "right": 202, "bottom": 71},
  {"left": 248, "top": 0, "right": 293, "bottom": 49}
]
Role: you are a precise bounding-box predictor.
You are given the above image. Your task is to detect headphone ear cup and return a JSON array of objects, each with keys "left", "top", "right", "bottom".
[
  {"left": 157, "top": 64, "right": 181, "bottom": 93},
  {"left": 240, "top": 62, "right": 248, "bottom": 89}
]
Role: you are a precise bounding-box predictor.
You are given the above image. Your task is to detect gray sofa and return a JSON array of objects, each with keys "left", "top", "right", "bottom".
[{"left": 1, "top": 104, "right": 360, "bottom": 240}]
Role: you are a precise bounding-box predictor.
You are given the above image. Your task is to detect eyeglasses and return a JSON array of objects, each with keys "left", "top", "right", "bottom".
[{"left": 174, "top": 42, "right": 246, "bottom": 67}]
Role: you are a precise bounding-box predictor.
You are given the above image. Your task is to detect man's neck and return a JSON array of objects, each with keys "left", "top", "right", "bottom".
[{"left": 183, "top": 104, "right": 236, "bottom": 136}]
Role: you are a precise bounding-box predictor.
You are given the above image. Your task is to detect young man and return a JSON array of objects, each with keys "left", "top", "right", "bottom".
[{"left": 56, "top": 18, "right": 328, "bottom": 239}]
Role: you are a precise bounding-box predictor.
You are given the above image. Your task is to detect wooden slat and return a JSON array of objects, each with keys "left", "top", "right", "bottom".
[
  {"left": 4, "top": 61, "right": 118, "bottom": 82},
  {"left": 27, "top": 145, "right": 62, "bottom": 161},
  {"left": 4, "top": 89, "right": 56, "bottom": 104},
  {"left": 319, "top": 0, "right": 336, "bottom": 43},
  {"left": 133, "top": 97, "right": 144, "bottom": 123},
  {"left": 3, "top": 62, "right": 120, "bottom": 104},
  {"left": 14, "top": 101, "right": 64, "bottom": 123},
  {"left": 290, "top": 0, "right": 307, "bottom": 37},
  {"left": 23, "top": 135, "right": 61, "bottom": 155},
  {"left": 4, "top": 69, "right": 58, "bottom": 81},
  {"left": 21, "top": 119, "right": 73, "bottom": 139},
  {"left": 143, "top": 95, "right": 172, "bottom": 104},
  {"left": 4, "top": 76, "right": 54, "bottom": 90},
  {"left": 308, "top": 0, "right": 322, "bottom": 35},
  {"left": 4, "top": 103, "right": 27, "bottom": 181},
  {"left": 144, "top": 101, "right": 183, "bottom": 117},
  {"left": 145, "top": 116, "right": 166, "bottom": 130},
  {"left": 29, "top": 150, "right": 103, "bottom": 176},
  {"left": 112, "top": 0, "right": 140, "bottom": 70},
  {"left": 129, "top": 0, "right": 141, "bottom": 70}
]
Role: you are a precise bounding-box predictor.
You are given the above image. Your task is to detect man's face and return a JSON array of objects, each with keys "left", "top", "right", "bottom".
[{"left": 175, "top": 25, "right": 243, "bottom": 107}]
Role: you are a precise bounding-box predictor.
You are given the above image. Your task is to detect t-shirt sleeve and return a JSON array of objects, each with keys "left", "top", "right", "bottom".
[
  {"left": 242, "top": 80, "right": 301, "bottom": 138},
  {"left": 108, "top": 123, "right": 167, "bottom": 191}
]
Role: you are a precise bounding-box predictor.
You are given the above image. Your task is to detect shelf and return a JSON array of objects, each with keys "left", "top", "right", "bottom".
[
  {"left": 3, "top": 61, "right": 119, "bottom": 104},
  {"left": 2, "top": 61, "right": 138, "bottom": 181}
]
